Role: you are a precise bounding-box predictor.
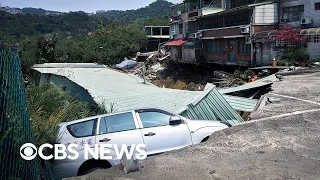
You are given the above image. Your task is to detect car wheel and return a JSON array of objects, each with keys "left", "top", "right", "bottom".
[
  {"left": 78, "top": 160, "right": 111, "bottom": 176},
  {"left": 201, "top": 136, "right": 210, "bottom": 143}
]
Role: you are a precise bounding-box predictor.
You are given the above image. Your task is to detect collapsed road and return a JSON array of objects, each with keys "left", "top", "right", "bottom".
[{"left": 66, "top": 68, "right": 320, "bottom": 180}]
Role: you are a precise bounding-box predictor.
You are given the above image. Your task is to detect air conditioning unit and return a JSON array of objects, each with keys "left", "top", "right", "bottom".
[
  {"left": 193, "top": 33, "right": 197, "bottom": 38},
  {"left": 301, "top": 18, "right": 311, "bottom": 25},
  {"left": 280, "top": 18, "right": 288, "bottom": 23},
  {"left": 193, "top": 32, "right": 203, "bottom": 39},
  {"left": 245, "top": 37, "right": 252, "bottom": 44},
  {"left": 240, "top": 26, "right": 250, "bottom": 34}
]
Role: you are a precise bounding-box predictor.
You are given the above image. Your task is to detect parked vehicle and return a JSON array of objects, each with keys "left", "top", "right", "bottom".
[{"left": 53, "top": 108, "right": 231, "bottom": 179}]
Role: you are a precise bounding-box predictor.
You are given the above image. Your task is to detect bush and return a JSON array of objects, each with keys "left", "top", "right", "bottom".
[
  {"left": 281, "top": 46, "right": 310, "bottom": 63},
  {"left": 173, "top": 80, "right": 187, "bottom": 90},
  {"left": 233, "top": 69, "right": 255, "bottom": 81},
  {"left": 27, "top": 84, "right": 107, "bottom": 146}
]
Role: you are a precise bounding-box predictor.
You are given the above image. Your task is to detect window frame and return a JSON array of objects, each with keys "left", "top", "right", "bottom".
[
  {"left": 238, "top": 39, "right": 251, "bottom": 55},
  {"left": 206, "top": 40, "right": 225, "bottom": 54},
  {"left": 282, "top": 5, "right": 304, "bottom": 22},
  {"left": 315, "top": 2, "right": 320, "bottom": 11},
  {"left": 96, "top": 111, "right": 138, "bottom": 135},
  {"left": 67, "top": 118, "right": 98, "bottom": 138},
  {"left": 135, "top": 109, "right": 177, "bottom": 129}
]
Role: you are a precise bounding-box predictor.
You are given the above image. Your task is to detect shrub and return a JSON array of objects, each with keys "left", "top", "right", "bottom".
[
  {"left": 281, "top": 46, "right": 310, "bottom": 63},
  {"left": 27, "top": 84, "right": 107, "bottom": 146},
  {"left": 233, "top": 69, "right": 255, "bottom": 81}
]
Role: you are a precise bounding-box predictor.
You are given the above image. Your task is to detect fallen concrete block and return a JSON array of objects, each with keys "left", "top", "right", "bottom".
[{"left": 120, "top": 146, "right": 141, "bottom": 174}]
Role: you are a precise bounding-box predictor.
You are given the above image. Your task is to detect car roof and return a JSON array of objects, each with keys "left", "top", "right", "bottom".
[{"left": 62, "top": 108, "right": 175, "bottom": 126}]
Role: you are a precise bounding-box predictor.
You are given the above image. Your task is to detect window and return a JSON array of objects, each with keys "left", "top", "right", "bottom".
[
  {"left": 314, "top": 35, "right": 320, "bottom": 43},
  {"left": 67, "top": 119, "right": 96, "bottom": 138},
  {"left": 179, "top": 24, "right": 183, "bottom": 34},
  {"left": 238, "top": 40, "right": 251, "bottom": 55},
  {"left": 139, "top": 111, "right": 172, "bottom": 128},
  {"left": 282, "top": 5, "right": 304, "bottom": 22},
  {"left": 98, "top": 112, "right": 136, "bottom": 134},
  {"left": 315, "top": 3, "right": 320, "bottom": 10},
  {"left": 206, "top": 41, "right": 225, "bottom": 54}
]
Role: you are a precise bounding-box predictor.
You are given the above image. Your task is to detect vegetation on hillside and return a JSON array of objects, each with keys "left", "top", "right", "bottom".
[
  {"left": 22, "top": 7, "right": 63, "bottom": 15},
  {"left": 0, "top": 11, "right": 111, "bottom": 44},
  {"left": 20, "top": 23, "right": 148, "bottom": 76},
  {"left": 27, "top": 84, "right": 108, "bottom": 146},
  {"left": 97, "top": 0, "right": 172, "bottom": 25}
]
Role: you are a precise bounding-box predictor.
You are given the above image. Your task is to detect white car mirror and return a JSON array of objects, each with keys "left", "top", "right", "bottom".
[{"left": 169, "top": 116, "right": 182, "bottom": 126}]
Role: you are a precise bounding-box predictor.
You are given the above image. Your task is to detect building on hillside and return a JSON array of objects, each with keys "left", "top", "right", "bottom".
[
  {"left": 1, "top": 6, "right": 22, "bottom": 14},
  {"left": 143, "top": 26, "right": 170, "bottom": 52},
  {"left": 166, "top": 0, "right": 320, "bottom": 66},
  {"left": 96, "top": 10, "right": 106, "bottom": 14},
  {"left": 254, "top": 0, "right": 320, "bottom": 61},
  {"left": 166, "top": 0, "right": 279, "bottom": 67}
]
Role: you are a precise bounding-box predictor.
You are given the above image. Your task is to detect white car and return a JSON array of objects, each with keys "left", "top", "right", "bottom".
[{"left": 53, "top": 108, "right": 230, "bottom": 179}]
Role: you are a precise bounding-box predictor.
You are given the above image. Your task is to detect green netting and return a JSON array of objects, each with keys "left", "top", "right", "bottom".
[{"left": 0, "top": 45, "right": 40, "bottom": 180}]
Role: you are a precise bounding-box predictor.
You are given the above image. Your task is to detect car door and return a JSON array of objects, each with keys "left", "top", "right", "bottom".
[
  {"left": 95, "top": 111, "right": 144, "bottom": 160},
  {"left": 64, "top": 118, "right": 98, "bottom": 152},
  {"left": 135, "top": 109, "right": 192, "bottom": 156}
]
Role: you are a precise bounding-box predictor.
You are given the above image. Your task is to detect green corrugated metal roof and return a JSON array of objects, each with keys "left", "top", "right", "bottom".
[
  {"left": 181, "top": 86, "right": 244, "bottom": 125},
  {"left": 219, "top": 74, "right": 279, "bottom": 94},
  {"left": 223, "top": 95, "right": 258, "bottom": 112},
  {"left": 32, "top": 67, "right": 201, "bottom": 114},
  {"left": 32, "top": 65, "right": 269, "bottom": 125}
]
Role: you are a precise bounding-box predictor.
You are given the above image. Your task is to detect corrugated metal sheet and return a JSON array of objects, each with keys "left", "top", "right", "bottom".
[
  {"left": 32, "top": 67, "right": 201, "bottom": 114},
  {"left": 219, "top": 74, "right": 279, "bottom": 94},
  {"left": 165, "top": 40, "right": 188, "bottom": 46},
  {"left": 180, "top": 86, "right": 244, "bottom": 125},
  {"left": 32, "top": 63, "right": 106, "bottom": 68},
  {"left": 32, "top": 65, "right": 267, "bottom": 124},
  {"left": 224, "top": 95, "right": 258, "bottom": 112}
]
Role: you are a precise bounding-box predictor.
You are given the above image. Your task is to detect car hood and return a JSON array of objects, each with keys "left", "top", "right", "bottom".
[{"left": 185, "top": 119, "right": 230, "bottom": 132}]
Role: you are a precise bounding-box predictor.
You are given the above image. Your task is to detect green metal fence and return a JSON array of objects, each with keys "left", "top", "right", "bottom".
[{"left": 0, "top": 45, "right": 40, "bottom": 180}]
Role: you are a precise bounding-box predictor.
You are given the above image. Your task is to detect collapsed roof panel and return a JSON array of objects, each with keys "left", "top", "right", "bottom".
[
  {"left": 180, "top": 85, "right": 244, "bottom": 125},
  {"left": 31, "top": 64, "right": 277, "bottom": 125}
]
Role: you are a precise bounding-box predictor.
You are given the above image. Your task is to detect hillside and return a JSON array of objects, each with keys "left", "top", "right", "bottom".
[
  {"left": 22, "top": 7, "right": 63, "bottom": 15},
  {"left": 0, "top": 11, "right": 111, "bottom": 43},
  {"left": 97, "top": 0, "right": 173, "bottom": 25},
  {"left": 0, "top": 0, "right": 173, "bottom": 44}
]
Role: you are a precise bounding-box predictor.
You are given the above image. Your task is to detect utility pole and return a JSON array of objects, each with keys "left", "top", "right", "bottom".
[{"left": 250, "top": 14, "right": 254, "bottom": 67}]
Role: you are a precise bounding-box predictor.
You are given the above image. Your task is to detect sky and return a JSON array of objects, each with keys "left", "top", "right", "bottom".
[{"left": 0, "top": 0, "right": 182, "bottom": 13}]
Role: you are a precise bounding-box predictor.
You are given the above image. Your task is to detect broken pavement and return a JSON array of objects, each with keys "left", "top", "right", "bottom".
[{"left": 65, "top": 68, "right": 320, "bottom": 180}]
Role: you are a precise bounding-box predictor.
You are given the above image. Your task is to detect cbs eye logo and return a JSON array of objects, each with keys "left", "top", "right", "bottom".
[{"left": 20, "top": 143, "right": 37, "bottom": 160}]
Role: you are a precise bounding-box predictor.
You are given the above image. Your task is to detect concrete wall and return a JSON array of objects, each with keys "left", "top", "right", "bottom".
[
  {"left": 307, "top": 42, "right": 320, "bottom": 59},
  {"left": 169, "top": 46, "right": 181, "bottom": 61},
  {"left": 281, "top": 0, "right": 320, "bottom": 28},
  {"left": 181, "top": 48, "right": 197, "bottom": 64}
]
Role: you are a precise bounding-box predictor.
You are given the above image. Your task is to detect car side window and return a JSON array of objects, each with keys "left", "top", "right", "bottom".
[
  {"left": 67, "top": 119, "right": 96, "bottom": 138},
  {"left": 99, "top": 112, "right": 136, "bottom": 134},
  {"left": 139, "top": 111, "right": 172, "bottom": 128}
]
